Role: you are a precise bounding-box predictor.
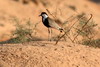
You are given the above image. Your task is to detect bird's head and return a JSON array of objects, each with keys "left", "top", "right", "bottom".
[{"left": 39, "top": 12, "right": 48, "bottom": 18}]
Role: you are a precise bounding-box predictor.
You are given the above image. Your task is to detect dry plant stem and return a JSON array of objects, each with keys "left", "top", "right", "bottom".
[
  {"left": 46, "top": 9, "right": 57, "bottom": 20},
  {"left": 59, "top": 8, "right": 63, "bottom": 16},
  {"left": 28, "top": 33, "right": 33, "bottom": 40},
  {"left": 64, "top": 31, "right": 74, "bottom": 42},
  {"left": 55, "top": 6, "right": 58, "bottom": 18},
  {"left": 55, "top": 30, "right": 74, "bottom": 45},
  {"left": 71, "top": 30, "right": 78, "bottom": 43},
  {"left": 55, "top": 14, "right": 85, "bottom": 45},
  {"left": 73, "top": 14, "right": 93, "bottom": 42},
  {"left": 63, "top": 35, "right": 67, "bottom": 41},
  {"left": 68, "top": 15, "right": 76, "bottom": 22},
  {"left": 73, "top": 27, "right": 92, "bottom": 40},
  {"left": 55, "top": 31, "right": 67, "bottom": 45},
  {"left": 58, "top": 32, "right": 66, "bottom": 41}
]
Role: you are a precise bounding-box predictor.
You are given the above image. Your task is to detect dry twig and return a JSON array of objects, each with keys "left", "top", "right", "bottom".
[
  {"left": 72, "top": 14, "right": 93, "bottom": 42},
  {"left": 55, "top": 14, "right": 86, "bottom": 45}
]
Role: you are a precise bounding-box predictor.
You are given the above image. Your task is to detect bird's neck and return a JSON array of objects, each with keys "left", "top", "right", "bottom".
[{"left": 42, "top": 16, "right": 48, "bottom": 22}]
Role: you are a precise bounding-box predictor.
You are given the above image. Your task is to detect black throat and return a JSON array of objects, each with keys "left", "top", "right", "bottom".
[{"left": 42, "top": 17, "right": 51, "bottom": 28}]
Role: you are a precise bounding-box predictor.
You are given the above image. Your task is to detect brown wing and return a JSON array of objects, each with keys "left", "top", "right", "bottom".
[{"left": 48, "top": 18, "right": 62, "bottom": 30}]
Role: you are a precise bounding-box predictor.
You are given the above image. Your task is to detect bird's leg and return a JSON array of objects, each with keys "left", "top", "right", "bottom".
[
  {"left": 48, "top": 28, "right": 50, "bottom": 41},
  {"left": 50, "top": 28, "right": 52, "bottom": 41}
]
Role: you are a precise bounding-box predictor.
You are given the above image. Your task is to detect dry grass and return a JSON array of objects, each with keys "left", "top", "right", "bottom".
[{"left": 2, "top": 17, "right": 40, "bottom": 43}]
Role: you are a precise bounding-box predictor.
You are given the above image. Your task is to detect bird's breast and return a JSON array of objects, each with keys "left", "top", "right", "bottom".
[{"left": 42, "top": 18, "right": 51, "bottom": 28}]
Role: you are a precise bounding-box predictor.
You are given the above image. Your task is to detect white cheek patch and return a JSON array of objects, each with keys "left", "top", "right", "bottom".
[
  {"left": 42, "top": 14, "right": 48, "bottom": 21},
  {"left": 43, "top": 14, "right": 48, "bottom": 18}
]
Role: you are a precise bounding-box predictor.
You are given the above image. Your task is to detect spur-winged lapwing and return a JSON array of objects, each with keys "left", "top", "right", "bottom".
[{"left": 39, "top": 12, "right": 63, "bottom": 41}]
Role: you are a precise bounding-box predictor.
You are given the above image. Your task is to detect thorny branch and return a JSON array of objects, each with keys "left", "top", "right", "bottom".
[
  {"left": 55, "top": 14, "right": 85, "bottom": 45},
  {"left": 72, "top": 14, "right": 93, "bottom": 42},
  {"left": 55, "top": 14, "right": 92, "bottom": 45}
]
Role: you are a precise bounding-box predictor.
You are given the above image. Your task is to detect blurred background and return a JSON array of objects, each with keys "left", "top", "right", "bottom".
[{"left": 0, "top": 0, "right": 100, "bottom": 42}]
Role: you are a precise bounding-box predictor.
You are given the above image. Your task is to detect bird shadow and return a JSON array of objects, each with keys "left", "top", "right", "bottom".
[{"left": 0, "top": 36, "right": 47, "bottom": 44}]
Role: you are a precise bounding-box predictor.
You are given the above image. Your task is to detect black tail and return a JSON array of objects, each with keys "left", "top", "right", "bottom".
[{"left": 59, "top": 28, "right": 63, "bottom": 32}]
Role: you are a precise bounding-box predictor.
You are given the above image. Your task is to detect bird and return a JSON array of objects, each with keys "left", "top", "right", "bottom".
[{"left": 39, "top": 12, "right": 63, "bottom": 41}]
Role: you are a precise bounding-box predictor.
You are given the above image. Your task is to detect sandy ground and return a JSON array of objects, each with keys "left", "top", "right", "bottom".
[
  {"left": 0, "top": 0, "right": 100, "bottom": 67},
  {"left": 0, "top": 41, "right": 100, "bottom": 67}
]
